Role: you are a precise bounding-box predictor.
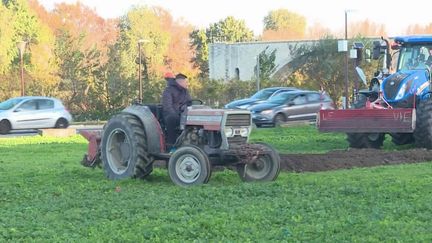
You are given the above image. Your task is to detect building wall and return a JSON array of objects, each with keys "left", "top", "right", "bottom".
[{"left": 209, "top": 40, "right": 313, "bottom": 81}]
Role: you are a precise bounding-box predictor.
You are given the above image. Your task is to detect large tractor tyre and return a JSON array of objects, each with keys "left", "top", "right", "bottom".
[
  {"left": 0, "top": 120, "right": 11, "bottom": 134},
  {"left": 390, "top": 133, "right": 414, "bottom": 145},
  {"left": 168, "top": 145, "right": 211, "bottom": 186},
  {"left": 346, "top": 94, "right": 385, "bottom": 149},
  {"left": 236, "top": 143, "right": 280, "bottom": 182},
  {"left": 414, "top": 98, "right": 432, "bottom": 149},
  {"left": 101, "top": 113, "right": 153, "bottom": 180}
]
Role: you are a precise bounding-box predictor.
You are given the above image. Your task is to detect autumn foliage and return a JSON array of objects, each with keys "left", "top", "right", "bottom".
[{"left": 1, "top": 1, "right": 430, "bottom": 119}]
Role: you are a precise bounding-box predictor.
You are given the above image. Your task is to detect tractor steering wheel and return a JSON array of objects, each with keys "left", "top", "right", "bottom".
[{"left": 189, "top": 99, "right": 204, "bottom": 106}]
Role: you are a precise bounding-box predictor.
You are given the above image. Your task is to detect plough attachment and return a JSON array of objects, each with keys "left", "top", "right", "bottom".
[
  {"left": 80, "top": 130, "right": 102, "bottom": 167},
  {"left": 317, "top": 108, "right": 416, "bottom": 133}
]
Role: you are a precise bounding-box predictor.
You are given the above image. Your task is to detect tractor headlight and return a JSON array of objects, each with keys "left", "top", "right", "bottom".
[
  {"left": 395, "top": 83, "right": 407, "bottom": 100},
  {"left": 240, "top": 127, "right": 249, "bottom": 137},
  {"left": 224, "top": 127, "right": 234, "bottom": 137}
]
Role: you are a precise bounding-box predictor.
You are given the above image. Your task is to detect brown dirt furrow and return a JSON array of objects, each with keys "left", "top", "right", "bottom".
[{"left": 280, "top": 148, "right": 432, "bottom": 172}]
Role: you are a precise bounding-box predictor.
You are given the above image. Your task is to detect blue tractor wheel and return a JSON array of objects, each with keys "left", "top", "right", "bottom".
[{"left": 414, "top": 98, "right": 432, "bottom": 149}]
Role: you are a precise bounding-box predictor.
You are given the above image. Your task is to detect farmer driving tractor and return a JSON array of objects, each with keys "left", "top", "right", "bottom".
[{"left": 162, "top": 72, "right": 191, "bottom": 152}]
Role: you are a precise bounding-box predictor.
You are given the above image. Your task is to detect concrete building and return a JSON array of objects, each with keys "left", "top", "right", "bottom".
[{"left": 209, "top": 40, "right": 314, "bottom": 81}]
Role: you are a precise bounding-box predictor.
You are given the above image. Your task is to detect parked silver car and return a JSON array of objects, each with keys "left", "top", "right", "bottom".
[
  {"left": 0, "top": 96, "right": 72, "bottom": 134},
  {"left": 249, "top": 90, "right": 335, "bottom": 127}
]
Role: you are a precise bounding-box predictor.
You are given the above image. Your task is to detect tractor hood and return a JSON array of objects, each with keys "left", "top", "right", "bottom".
[
  {"left": 185, "top": 107, "right": 251, "bottom": 131},
  {"left": 382, "top": 69, "right": 430, "bottom": 103}
]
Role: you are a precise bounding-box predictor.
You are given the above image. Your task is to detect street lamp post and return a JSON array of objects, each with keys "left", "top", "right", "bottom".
[
  {"left": 17, "top": 41, "right": 27, "bottom": 96},
  {"left": 137, "top": 39, "right": 150, "bottom": 103},
  {"left": 256, "top": 55, "right": 260, "bottom": 91},
  {"left": 343, "top": 9, "right": 356, "bottom": 109},
  {"left": 344, "top": 10, "right": 349, "bottom": 109}
]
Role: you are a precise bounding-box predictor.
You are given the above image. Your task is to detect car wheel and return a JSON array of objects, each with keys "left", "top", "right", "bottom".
[
  {"left": 274, "top": 113, "right": 286, "bottom": 126},
  {"left": 55, "top": 118, "right": 69, "bottom": 128},
  {"left": 0, "top": 120, "right": 11, "bottom": 134}
]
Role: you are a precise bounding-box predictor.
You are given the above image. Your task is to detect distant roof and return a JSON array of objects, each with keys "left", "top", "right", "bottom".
[{"left": 394, "top": 35, "right": 432, "bottom": 44}]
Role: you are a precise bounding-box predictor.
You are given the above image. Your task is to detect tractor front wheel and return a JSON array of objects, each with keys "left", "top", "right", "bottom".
[
  {"left": 414, "top": 98, "right": 432, "bottom": 149},
  {"left": 236, "top": 143, "right": 280, "bottom": 182},
  {"left": 346, "top": 94, "right": 385, "bottom": 149},
  {"left": 347, "top": 133, "right": 385, "bottom": 149},
  {"left": 101, "top": 113, "right": 153, "bottom": 180},
  {"left": 168, "top": 145, "right": 211, "bottom": 186}
]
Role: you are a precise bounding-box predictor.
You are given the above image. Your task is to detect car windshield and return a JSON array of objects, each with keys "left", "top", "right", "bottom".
[
  {"left": 251, "top": 89, "right": 276, "bottom": 100},
  {"left": 267, "top": 92, "right": 297, "bottom": 105},
  {"left": 398, "top": 45, "right": 432, "bottom": 71},
  {"left": 0, "top": 98, "right": 24, "bottom": 110}
]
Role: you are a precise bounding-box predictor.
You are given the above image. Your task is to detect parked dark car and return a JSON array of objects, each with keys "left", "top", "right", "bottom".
[
  {"left": 249, "top": 90, "right": 335, "bottom": 127},
  {"left": 224, "top": 87, "right": 299, "bottom": 109}
]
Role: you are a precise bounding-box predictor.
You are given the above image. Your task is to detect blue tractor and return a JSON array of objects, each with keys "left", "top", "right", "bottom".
[{"left": 318, "top": 35, "right": 432, "bottom": 149}]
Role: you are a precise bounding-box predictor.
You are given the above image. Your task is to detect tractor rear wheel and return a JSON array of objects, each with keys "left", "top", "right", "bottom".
[
  {"left": 390, "top": 133, "right": 414, "bottom": 145},
  {"left": 414, "top": 98, "right": 432, "bottom": 149},
  {"left": 168, "top": 145, "right": 211, "bottom": 186},
  {"left": 101, "top": 113, "right": 153, "bottom": 180},
  {"left": 346, "top": 94, "right": 385, "bottom": 149},
  {"left": 236, "top": 143, "right": 280, "bottom": 182}
]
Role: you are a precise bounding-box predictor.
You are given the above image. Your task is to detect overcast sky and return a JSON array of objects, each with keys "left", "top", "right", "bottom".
[{"left": 39, "top": 0, "right": 432, "bottom": 37}]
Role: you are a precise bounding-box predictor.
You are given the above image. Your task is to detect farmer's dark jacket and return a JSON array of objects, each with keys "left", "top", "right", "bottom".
[{"left": 162, "top": 78, "right": 191, "bottom": 117}]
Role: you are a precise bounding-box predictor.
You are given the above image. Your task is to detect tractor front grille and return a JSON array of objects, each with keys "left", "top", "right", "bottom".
[
  {"left": 225, "top": 114, "right": 251, "bottom": 126},
  {"left": 228, "top": 136, "right": 247, "bottom": 145}
]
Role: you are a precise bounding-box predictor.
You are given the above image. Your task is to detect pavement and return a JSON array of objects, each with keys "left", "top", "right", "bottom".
[{"left": 0, "top": 124, "right": 104, "bottom": 138}]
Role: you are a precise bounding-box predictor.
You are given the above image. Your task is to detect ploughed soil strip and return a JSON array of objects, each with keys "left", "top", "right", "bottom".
[{"left": 280, "top": 149, "right": 432, "bottom": 172}]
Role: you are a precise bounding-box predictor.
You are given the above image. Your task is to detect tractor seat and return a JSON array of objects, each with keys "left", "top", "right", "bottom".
[{"left": 146, "top": 104, "right": 165, "bottom": 128}]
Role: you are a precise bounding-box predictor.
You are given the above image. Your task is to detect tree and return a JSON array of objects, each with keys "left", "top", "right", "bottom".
[
  {"left": 114, "top": 6, "right": 172, "bottom": 104},
  {"left": 49, "top": 2, "right": 118, "bottom": 64},
  {"left": 0, "top": 0, "right": 59, "bottom": 99},
  {"left": 190, "top": 29, "right": 209, "bottom": 78},
  {"left": 405, "top": 23, "right": 432, "bottom": 34},
  {"left": 190, "top": 16, "right": 254, "bottom": 78},
  {"left": 307, "top": 22, "right": 332, "bottom": 40},
  {"left": 288, "top": 36, "right": 380, "bottom": 107},
  {"left": 207, "top": 16, "right": 254, "bottom": 43},
  {"left": 262, "top": 9, "right": 306, "bottom": 40},
  {"left": 0, "top": 4, "right": 16, "bottom": 75},
  {"left": 255, "top": 46, "right": 277, "bottom": 81},
  {"left": 348, "top": 19, "right": 387, "bottom": 38}
]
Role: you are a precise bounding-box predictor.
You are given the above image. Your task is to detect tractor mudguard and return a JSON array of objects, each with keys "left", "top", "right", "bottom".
[{"left": 122, "top": 105, "right": 165, "bottom": 153}]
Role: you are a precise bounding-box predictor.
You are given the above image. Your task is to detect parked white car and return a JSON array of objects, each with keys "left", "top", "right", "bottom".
[{"left": 0, "top": 96, "right": 73, "bottom": 134}]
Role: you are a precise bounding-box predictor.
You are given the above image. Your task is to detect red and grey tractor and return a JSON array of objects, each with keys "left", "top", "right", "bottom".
[
  {"left": 318, "top": 36, "right": 432, "bottom": 149},
  {"left": 80, "top": 101, "right": 280, "bottom": 186}
]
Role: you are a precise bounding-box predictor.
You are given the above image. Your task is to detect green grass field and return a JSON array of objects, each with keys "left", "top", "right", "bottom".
[{"left": 1, "top": 126, "right": 431, "bottom": 242}]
